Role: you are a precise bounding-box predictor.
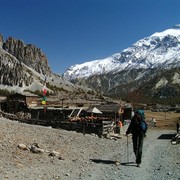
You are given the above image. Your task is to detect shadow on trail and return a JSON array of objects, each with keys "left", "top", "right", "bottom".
[
  {"left": 120, "top": 162, "right": 137, "bottom": 167},
  {"left": 90, "top": 159, "right": 119, "bottom": 165},
  {"left": 157, "top": 133, "right": 176, "bottom": 140},
  {"left": 90, "top": 159, "right": 137, "bottom": 167}
]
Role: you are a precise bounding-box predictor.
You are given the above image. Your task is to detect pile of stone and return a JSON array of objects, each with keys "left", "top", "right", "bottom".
[
  {"left": 17, "top": 143, "right": 64, "bottom": 160},
  {"left": 171, "top": 134, "right": 180, "bottom": 145}
]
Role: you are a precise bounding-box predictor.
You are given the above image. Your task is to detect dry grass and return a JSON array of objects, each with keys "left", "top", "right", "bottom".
[{"left": 145, "top": 110, "right": 180, "bottom": 130}]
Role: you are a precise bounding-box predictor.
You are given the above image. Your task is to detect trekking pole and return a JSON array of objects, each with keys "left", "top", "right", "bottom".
[
  {"left": 127, "top": 135, "right": 129, "bottom": 163},
  {"left": 136, "top": 136, "right": 139, "bottom": 159}
]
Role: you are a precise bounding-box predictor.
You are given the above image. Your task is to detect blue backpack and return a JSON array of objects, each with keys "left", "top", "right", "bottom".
[{"left": 140, "top": 120, "right": 148, "bottom": 134}]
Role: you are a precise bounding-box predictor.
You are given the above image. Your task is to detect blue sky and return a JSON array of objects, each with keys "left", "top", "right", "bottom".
[{"left": 0, "top": 0, "right": 180, "bottom": 74}]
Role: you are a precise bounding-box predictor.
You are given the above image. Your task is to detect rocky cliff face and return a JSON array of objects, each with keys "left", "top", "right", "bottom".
[
  {"left": 0, "top": 34, "right": 3, "bottom": 47},
  {"left": 0, "top": 48, "right": 34, "bottom": 88},
  {"left": 0, "top": 34, "right": 95, "bottom": 99},
  {"left": 3, "top": 37, "right": 52, "bottom": 76}
]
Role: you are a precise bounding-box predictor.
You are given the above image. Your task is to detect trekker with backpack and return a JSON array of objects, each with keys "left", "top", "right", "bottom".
[{"left": 126, "top": 109, "right": 147, "bottom": 167}]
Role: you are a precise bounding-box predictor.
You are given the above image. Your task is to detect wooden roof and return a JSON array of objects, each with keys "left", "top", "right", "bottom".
[{"left": 11, "top": 92, "right": 38, "bottom": 97}]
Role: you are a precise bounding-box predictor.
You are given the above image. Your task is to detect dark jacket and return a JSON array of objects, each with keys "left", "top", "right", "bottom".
[{"left": 126, "top": 110, "right": 147, "bottom": 137}]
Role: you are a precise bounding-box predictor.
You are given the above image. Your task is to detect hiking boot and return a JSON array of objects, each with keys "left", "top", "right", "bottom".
[{"left": 137, "top": 164, "right": 140, "bottom": 167}]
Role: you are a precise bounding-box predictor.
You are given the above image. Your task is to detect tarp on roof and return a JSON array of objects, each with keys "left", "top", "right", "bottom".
[{"left": 86, "top": 107, "right": 102, "bottom": 114}]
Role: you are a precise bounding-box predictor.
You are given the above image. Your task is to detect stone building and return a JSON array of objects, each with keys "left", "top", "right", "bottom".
[{"left": 4, "top": 92, "right": 39, "bottom": 113}]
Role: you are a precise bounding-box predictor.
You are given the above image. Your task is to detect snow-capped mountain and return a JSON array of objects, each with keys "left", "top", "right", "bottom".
[
  {"left": 63, "top": 25, "right": 180, "bottom": 103},
  {"left": 64, "top": 25, "right": 180, "bottom": 80}
]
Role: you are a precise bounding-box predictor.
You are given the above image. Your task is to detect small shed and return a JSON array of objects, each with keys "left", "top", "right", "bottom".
[
  {"left": 95, "top": 104, "right": 121, "bottom": 119},
  {"left": 95, "top": 103, "right": 133, "bottom": 121},
  {"left": 5, "top": 92, "right": 39, "bottom": 113}
]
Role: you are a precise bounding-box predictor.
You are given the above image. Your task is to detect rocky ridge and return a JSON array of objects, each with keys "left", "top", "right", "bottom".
[
  {"left": 3, "top": 37, "right": 51, "bottom": 76},
  {"left": 0, "top": 34, "right": 95, "bottom": 98}
]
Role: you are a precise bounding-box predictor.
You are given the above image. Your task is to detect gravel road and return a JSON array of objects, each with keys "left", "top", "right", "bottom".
[{"left": 0, "top": 117, "right": 179, "bottom": 180}]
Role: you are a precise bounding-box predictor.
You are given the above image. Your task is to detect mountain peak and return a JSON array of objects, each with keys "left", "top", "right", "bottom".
[
  {"left": 3, "top": 36, "right": 52, "bottom": 76},
  {"left": 64, "top": 25, "right": 180, "bottom": 80},
  {"left": 172, "top": 24, "right": 180, "bottom": 29},
  {"left": 151, "top": 25, "right": 180, "bottom": 39}
]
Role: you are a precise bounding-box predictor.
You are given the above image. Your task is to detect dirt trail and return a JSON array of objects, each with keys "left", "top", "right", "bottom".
[
  {"left": 0, "top": 117, "right": 179, "bottom": 180},
  {"left": 79, "top": 129, "right": 180, "bottom": 180}
]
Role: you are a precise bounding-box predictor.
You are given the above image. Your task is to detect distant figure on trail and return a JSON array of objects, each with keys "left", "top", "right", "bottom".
[
  {"left": 126, "top": 109, "right": 147, "bottom": 167},
  {"left": 119, "top": 120, "right": 123, "bottom": 135},
  {"left": 177, "top": 121, "right": 179, "bottom": 134},
  {"left": 150, "top": 117, "right": 157, "bottom": 127}
]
